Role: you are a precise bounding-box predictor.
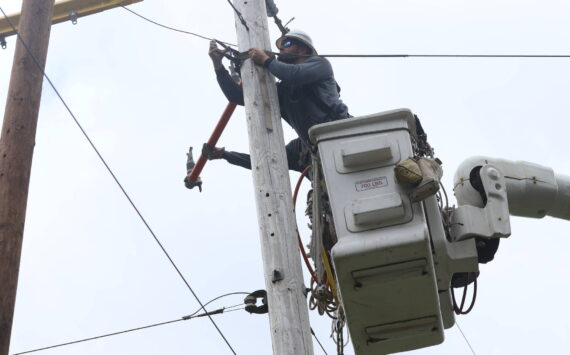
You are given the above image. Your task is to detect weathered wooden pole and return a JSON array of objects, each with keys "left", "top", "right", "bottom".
[
  {"left": 0, "top": 1, "right": 55, "bottom": 354},
  {"left": 232, "top": 0, "right": 314, "bottom": 354}
]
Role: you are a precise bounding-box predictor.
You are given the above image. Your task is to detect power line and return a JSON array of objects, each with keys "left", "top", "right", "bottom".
[
  {"left": 13, "top": 318, "right": 184, "bottom": 355},
  {"left": 183, "top": 292, "right": 250, "bottom": 318},
  {"left": 11, "top": 292, "right": 249, "bottom": 354},
  {"left": 121, "top": 6, "right": 237, "bottom": 47},
  {"left": 0, "top": 6, "right": 237, "bottom": 355},
  {"left": 225, "top": 0, "right": 249, "bottom": 31},
  {"left": 119, "top": 7, "right": 570, "bottom": 60},
  {"left": 276, "top": 52, "right": 570, "bottom": 59},
  {"left": 316, "top": 53, "right": 570, "bottom": 59},
  {"left": 456, "top": 321, "right": 477, "bottom": 355},
  {"left": 12, "top": 306, "right": 244, "bottom": 355},
  {"left": 310, "top": 327, "right": 329, "bottom": 355}
]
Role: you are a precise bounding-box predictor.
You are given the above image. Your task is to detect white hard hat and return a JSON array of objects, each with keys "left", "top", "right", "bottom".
[{"left": 276, "top": 29, "right": 317, "bottom": 55}]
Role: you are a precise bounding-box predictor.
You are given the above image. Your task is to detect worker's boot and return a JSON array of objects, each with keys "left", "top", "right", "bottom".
[{"left": 202, "top": 143, "right": 225, "bottom": 160}]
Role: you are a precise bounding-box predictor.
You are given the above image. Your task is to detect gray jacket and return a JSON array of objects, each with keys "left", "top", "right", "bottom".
[{"left": 215, "top": 55, "right": 349, "bottom": 146}]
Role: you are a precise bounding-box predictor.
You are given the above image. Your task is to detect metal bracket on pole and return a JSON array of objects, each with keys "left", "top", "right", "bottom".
[
  {"left": 272, "top": 269, "right": 284, "bottom": 283},
  {"left": 69, "top": 11, "right": 78, "bottom": 25}
]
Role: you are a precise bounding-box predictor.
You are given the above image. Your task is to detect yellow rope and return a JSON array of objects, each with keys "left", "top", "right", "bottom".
[{"left": 321, "top": 248, "right": 339, "bottom": 303}]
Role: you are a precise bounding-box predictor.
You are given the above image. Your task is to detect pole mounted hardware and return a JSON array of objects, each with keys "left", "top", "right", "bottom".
[
  {"left": 69, "top": 10, "right": 78, "bottom": 25},
  {"left": 264, "top": 0, "right": 291, "bottom": 35},
  {"left": 271, "top": 269, "right": 284, "bottom": 283},
  {"left": 244, "top": 290, "right": 269, "bottom": 314},
  {"left": 215, "top": 39, "right": 248, "bottom": 74}
]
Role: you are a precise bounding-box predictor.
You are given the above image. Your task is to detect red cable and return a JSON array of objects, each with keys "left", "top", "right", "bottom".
[{"left": 293, "top": 166, "right": 319, "bottom": 283}]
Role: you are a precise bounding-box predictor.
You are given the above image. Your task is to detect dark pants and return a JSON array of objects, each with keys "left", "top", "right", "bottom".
[{"left": 222, "top": 137, "right": 311, "bottom": 173}]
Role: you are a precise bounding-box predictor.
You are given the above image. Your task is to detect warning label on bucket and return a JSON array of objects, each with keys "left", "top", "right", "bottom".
[{"left": 355, "top": 176, "right": 388, "bottom": 192}]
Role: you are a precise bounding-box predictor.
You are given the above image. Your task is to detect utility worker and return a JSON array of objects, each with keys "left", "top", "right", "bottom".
[{"left": 203, "top": 30, "right": 350, "bottom": 173}]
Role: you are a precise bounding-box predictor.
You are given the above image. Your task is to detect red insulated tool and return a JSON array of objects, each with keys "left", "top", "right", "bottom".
[{"left": 184, "top": 102, "right": 237, "bottom": 191}]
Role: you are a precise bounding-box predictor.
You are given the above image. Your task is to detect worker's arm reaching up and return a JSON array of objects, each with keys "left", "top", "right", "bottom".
[
  {"left": 204, "top": 31, "right": 347, "bottom": 175},
  {"left": 249, "top": 47, "right": 332, "bottom": 85},
  {"left": 215, "top": 68, "right": 244, "bottom": 105},
  {"left": 209, "top": 40, "right": 244, "bottom": 105}
]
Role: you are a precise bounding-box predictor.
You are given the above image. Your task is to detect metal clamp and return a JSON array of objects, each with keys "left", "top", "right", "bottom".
[
  {"left": 69, "top": 11, "right": 78, "bottom": 25},
  {"left": 244, "top": 289, "right": 268, "bottom": 314},
  {"left": 215, "top": 40, "right": 246, "bottom": 74}
]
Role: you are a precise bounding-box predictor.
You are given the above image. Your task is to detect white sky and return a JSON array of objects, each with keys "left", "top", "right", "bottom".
[{"left": 1, "top": 0, "right": 569, "bottom": 354}]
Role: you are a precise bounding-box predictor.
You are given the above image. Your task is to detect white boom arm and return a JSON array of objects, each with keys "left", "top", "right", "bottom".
[{"left": 454, "top": 156, "right": 570, "bottom": 221}]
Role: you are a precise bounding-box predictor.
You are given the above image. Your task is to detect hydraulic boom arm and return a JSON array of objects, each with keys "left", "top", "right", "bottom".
[{"left": 454, "top": 156, "right": 570, "bottom": 220}]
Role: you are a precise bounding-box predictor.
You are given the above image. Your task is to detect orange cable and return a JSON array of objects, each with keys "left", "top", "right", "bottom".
[{"left": 292, "top": 166, "right": 319, "bottom": 283}]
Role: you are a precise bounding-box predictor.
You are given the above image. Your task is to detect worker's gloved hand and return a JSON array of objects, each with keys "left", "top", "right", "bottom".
[
  {"left": 208, "top": 40, "right": 227, "bottom": 70},
  {"left": 248, "top": 48, "right": 271, "bottom": 66},
  {"left": 202, "top": 143, "right": 225, "bottom": 160}
]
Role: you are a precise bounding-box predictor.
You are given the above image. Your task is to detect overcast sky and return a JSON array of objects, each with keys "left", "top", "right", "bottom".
[{"left": 1, "top": 0, "right": 569, "bottom": 354}]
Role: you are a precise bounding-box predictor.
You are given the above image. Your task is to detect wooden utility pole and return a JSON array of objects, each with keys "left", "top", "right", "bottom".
[
  {"left": 0, "top": 1, "right": 55, "bottom": 354},
  {"left": 232, "top": 1, "right": 314, "bottom": 354}
]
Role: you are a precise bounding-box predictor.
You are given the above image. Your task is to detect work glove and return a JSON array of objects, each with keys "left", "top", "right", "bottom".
[
  {"left": 395, "top": 157, "right": 443, "bottom": 202},
  {"left": 202, "top": 143, "right": 225, "bottom": 160},
  {"left": 208, "top": 40, "right": 228, "bottom": 70}
]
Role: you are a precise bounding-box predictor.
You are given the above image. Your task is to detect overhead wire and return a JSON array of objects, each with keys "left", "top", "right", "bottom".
[
  {"left": 11, "top": 292, "right": 249, "bottom": 354},
  {"left": 118, "top": 8, "right": 570, "bottom": 60},
  {"left": 310, "top": 327, "right": 329, "bottom": 355},
  {"left": 12, "top": 318, "right": 186, "bottom": 355},
  {"left": 0, "top": 6, "right": 237, "bottom": 355},
  {"left": 456, "top": 321, "right": 477, "bottom": 355},
  {"left": 308, "top": 53, "right": 570, "bottom": 59},
  {"left": 121, "top": 6, "right": 237, "bottom": 47},
  {"left": 12, "top": 300, "right": 245, "bottom": 355},
  {"left": 224, "top": 0, "right": 249, "bottom": 31}
]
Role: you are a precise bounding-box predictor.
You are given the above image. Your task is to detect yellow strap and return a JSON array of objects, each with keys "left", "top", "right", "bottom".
[{"left": 321, "top": 248, "right": 339, "bottom": 303}]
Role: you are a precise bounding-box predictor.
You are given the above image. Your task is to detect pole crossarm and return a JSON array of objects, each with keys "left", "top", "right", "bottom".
[{"left": 0, "top": 0, "right": 143, "bottom": 38}]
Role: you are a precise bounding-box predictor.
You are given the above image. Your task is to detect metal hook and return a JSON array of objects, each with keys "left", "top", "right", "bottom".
[{"left": 69, "top": 11, "right": 78, "bottom": 25}]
